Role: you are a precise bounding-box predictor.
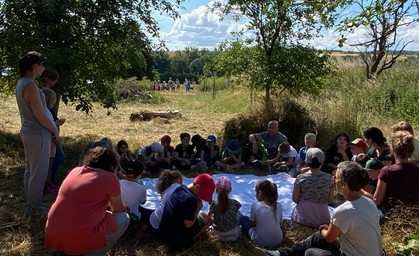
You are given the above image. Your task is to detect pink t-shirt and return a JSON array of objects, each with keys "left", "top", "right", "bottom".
[{"left": 45, "top": 166, "right": 120, "bottom": 255}]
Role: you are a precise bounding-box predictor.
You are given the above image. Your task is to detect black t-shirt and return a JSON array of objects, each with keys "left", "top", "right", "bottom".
[{"left": 175, "top": 144, "right": 194, "bottom": 159}]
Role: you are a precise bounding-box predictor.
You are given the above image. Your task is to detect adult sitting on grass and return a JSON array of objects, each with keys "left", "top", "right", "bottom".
[
  {"left": 363, "top": 127, "right": 394, "bottom": 166},
  {"left": 391, "top": 121, "right": 419, "bottom": 164},
  {"left": 364, "top": 131, "right": 419, "bottom": 216},
  {"left": 159, "top": 173, "right": 215, "bottom": 250},
  {"left": 242, "top": 120, "right": 288, "bottom": 168},
  {"left": 255, "top": 161, "right": 383, "bottom": 256},
  {"left": 323, "top": 132, "right": 352, "bottom": 174},
  {"left": 45, "top": 145, "right": 130, "bottom": 256}
]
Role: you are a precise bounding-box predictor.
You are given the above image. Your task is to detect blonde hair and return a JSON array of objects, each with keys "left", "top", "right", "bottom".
[
  {"left": 156, "top": 170, "right": 182, "bottom": 194},
  {"left": 391, "top": 131, "right": 414, "bottom": 159},
  {"left": 42, "top": 88, "right": 56, "bottom": 109},
  {"left": 392, "top": 121, "right": 414, "bottom": 135}
]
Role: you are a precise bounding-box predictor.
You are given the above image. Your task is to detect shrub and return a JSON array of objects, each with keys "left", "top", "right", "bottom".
[{"left": 220, "top": 95, "right": 315, "bottom": 149}]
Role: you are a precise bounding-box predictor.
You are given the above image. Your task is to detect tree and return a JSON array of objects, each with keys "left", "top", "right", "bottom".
[
  {"left": 0, "top": 0, "right": 183, "bottom": 113},
  {"left": 337, "top": 0, "right": 419, "bottom": 78},
  {"left": 211, "top": 0, "right": 337, "bottom": 101}
]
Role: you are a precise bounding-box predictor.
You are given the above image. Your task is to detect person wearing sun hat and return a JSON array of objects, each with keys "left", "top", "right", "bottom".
[
  {"left": 137, "top": 142, "right": 164, "bottom": 173},
  {"left": 159, "top": 173, "right": 215, "bottom": 249},
  {"left": 217, "top": 139, "right": 246, "bottom": 171}
]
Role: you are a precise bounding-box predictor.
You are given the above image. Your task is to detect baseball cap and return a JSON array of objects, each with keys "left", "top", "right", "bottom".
[
  {"left": 206, "top": 135, "right": 216, "bottom": 143},
  {"left": 215, "top": 176, "right": 232, "bottom": 193},
  {"left": 150, "top": 142, "right": 164, "bottom": 153},
  {"left": 226, "top": 139, "right": 241, "bottom": 154},
  {"left": 91, "top": 140, "right": 110, "bottom": 149},
  {"left": 350, "top": 138, "right": 367, "bottom": 151},
  {"left": 305, "top": 148, "right": 325, "bottom": 163},
  {"left": 194, "top": 174, "right": 215, "bottom": 203},
  {"left": 365, "top": 159, "right": 384, "bottom": 171},
  {"left": 161, "top": 135, "right": 171, "bottom": 143}
]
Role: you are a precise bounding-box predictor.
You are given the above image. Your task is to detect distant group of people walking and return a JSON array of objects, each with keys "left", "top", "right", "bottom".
[
  {"left": 16, "top": 51, "right": 419, "bottom": 256},
  {"left": 152, "top": 77, "right": 193, "bottom": 92}
]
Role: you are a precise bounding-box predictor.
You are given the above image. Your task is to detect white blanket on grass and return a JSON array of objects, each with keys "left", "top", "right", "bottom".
[{"left": 141, "top": 172, "right": 332, "bottom": 220}]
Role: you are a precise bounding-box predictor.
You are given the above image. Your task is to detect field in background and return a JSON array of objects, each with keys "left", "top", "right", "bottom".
[{"left": 0, "top": 56, "right": 418, "bottom": 255}]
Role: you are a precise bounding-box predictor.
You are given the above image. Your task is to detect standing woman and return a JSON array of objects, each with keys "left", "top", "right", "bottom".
[
  {"left": 363, "top": 127, "right": 394, "bottom": 166},
  {"left": 16, "top": 51, "right": 59, "bottom": 216}
]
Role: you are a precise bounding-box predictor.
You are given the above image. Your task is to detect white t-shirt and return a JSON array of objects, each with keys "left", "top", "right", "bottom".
[
  {"left": 120, "top": 179, "right": 147, "bottom": 218},
  {"left": 138, "top": 146, "right": 153, "bottom": 163},
  {"left": 287, "top": 146, "right": 299, "bottom": 167},
  {"left": 332, "top": 196, "right": 382, "bottom": 256},
  {"left": 249, "top": 201, "right": 283, "bottom": 247},
  {"left": 149, "top": 183, "right": 181, "bottom": 229}
]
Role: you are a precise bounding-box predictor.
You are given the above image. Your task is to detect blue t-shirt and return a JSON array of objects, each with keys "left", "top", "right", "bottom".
[
  {"left": 260, "top": 132, "right": 288, "bottom": 159},
  {"left": 298, "top": 146, "right": 309, "bottom": 168},
  {"left": 159, "top": 185, "right": 197, "bottom": 236}
]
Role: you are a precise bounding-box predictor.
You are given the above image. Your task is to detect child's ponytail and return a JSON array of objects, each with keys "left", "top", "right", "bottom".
[
  {"left": 256, "top": 180, "right": 279, "bottom": 223},
  {"left": 156, "top": 170, "right": 182, "bottom": 194},
  {"left": 217, "top": 187, "right": 230, "bottom": 214}
]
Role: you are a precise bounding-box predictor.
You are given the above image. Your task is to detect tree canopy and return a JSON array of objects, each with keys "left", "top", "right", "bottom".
[
  {"left": 0, "top": 0, "right": 183, "bottom": 113},
  {"left": 337, "top": 0, "right": 419, "bottom": 78},
  {"left": 210, "top": 0, "right": 338, "bottom": 101}
]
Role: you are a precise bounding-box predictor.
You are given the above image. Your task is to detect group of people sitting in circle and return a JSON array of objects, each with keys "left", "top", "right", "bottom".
[
  {"left": 14, "top": 51, "right": 419, "bottom": 255},
  {"left": 41, "top": 118, "right": 419, "bottom": 256},
  {"left": 15, "top": 50, "right": 419, "bottom": 256}
]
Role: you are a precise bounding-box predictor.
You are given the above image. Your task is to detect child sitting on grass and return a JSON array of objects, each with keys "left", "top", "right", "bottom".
[
  {"left": 290, "top": 133, "right": 316, "bottom": 178},
  {"left": 172, "top": 133, "right": 195, "bottom": 170},
  {"left": 120, "top": 160, "right": 147, "bottom": 222},
  {"left": 240, "top": 180, "right": 283, "bottom": 247},
  {"left": 270, "top": 142, "right": 298, "bottom": 174},
  {"left": 216, "top": 139, "right": 245, "bottom": 171},
  {"left": 209, "top": 176, "right": 242, "bottom": 242},
  {"left": 196, "top": 135, "right": 221, "bottom": 172}
]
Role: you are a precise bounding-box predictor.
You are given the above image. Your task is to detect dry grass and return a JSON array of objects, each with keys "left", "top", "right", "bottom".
[{"left": 0, "top": 88, "right": 417, "bottom": 255}]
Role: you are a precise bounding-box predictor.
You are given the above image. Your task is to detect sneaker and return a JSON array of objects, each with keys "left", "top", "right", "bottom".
[
  {"left": 218, "top": 166, "right": 227, "bottom": 172},
  {"left": 253, "top": 247, "right": 280, "bottom": 256}
]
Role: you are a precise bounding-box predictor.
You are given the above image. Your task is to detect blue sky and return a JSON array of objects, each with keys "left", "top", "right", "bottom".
[{"left": 153, "top": 0, "right": 419, "bottom": 51}]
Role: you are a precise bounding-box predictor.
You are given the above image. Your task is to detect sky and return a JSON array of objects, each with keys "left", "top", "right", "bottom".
[{"left": 153, "top": 0, "right": 419, "bottom": 51}]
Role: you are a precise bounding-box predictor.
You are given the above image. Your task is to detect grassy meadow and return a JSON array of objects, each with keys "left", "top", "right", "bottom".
[{"left": 0, "top": 56, "right": 418, "bottom": 255}]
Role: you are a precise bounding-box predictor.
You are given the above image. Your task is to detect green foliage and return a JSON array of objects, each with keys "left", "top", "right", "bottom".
[
  {"left": 198, "top": 76, "right": 230, "bottom": 92},
  {"left": 210, "top": 0, "right": 337, "bottom": 100},
  {"left": 0, "top": 0, "right": 183, "bottom": 113},
  {"left": 112, "top": 77, "right": 166, "bottom": 104},
  {"left": 336, "top": 0, "right": 419, "bottom": 78},
  {"left": 363, "top": 63, "right": 419, "bottom": 124},
  {"left": 392, "top": 235, "right": 419, "bottom": 256},
  {"left": 221, "top": 96, "right": 315, "bottom": 150}
]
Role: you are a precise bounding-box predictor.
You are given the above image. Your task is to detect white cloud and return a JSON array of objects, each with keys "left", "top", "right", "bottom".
[
  {"left": 157, "top": 1, "right": 419, "bottom": 51},
  {"left": 160, "top": 1, "right": 248, "bottom": 50},
  {"left": 307, "top": 16, "right": 419, "bottom": 51}
]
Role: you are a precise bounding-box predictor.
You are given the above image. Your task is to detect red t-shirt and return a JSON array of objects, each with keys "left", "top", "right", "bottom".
[
  {"left": 378, "top": 162, "right": 419, "bottom": 210},
  {"left": 45, "top": 166, "right": 120, "bottom": 254}
]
